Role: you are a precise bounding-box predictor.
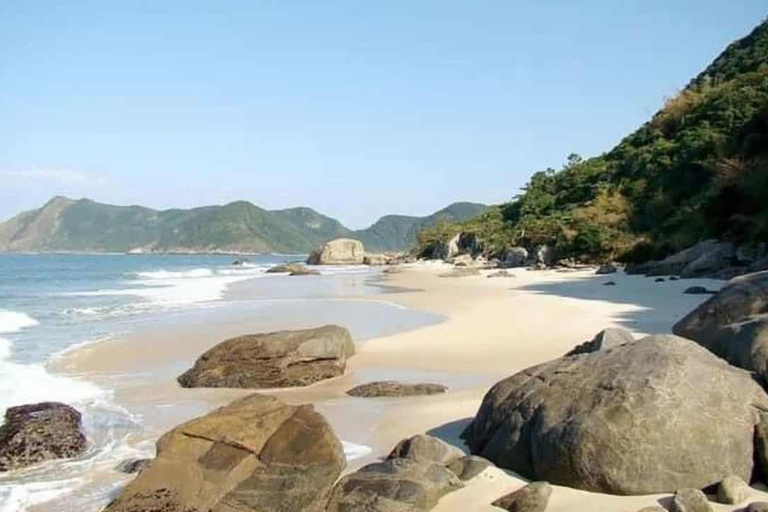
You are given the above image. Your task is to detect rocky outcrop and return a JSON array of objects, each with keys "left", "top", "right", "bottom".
[
  {"left": 267, "top": 262, "right": 319, "bottom": 275},
  {"left": 463, "top": 335, "right": 768, "bottom": 495},
  {"left": 325, "top": 458, "right": 462, "bottom": 512},
  {"left": 0, "top": 402, "right": 86, "bottom": 472},
  {"left": 532, "top": 245, "right": 556, "bottom": 266},
  {"left": 178, "top": 325, "right": 355, "bottom": 389},
  {"left": 564, "top": 328, "right": 635, "bottom": 356},
  {"left": 500, "top": 247, "right": 529, "bottom": 268},
  {"left": 432, "top": 232, "right": 480, "bottom": 261},
  {"left": 103, "top": 394, "right": 345, "bottom": 512},
  {"left": 673, "top": 271, "right": 768, "bottom": 385},
  {"left": 387, "top": 435, "right": 465, "bottom": 466},
  {"left": 307, "top": 238, "right": 366, "bottom": 265},
  {"left": 347, "top": 381, "right": 447, "bottom": 398},
  {"left": 596, "top": 262, "right": 618, "bottom": 274},
  {"left": 446, "top": 456, "right": 492, "bottom": 481},
  {"left": 717, "top": 475, "right": 751, "bottom": 504},
  {"left": 492, "top": 482, "right": 552, "bottom": 512}
]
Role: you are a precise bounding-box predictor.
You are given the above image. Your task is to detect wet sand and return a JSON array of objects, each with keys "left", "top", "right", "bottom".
[{"left": 48, "top": 262, "right": 768, "bottom": 511}]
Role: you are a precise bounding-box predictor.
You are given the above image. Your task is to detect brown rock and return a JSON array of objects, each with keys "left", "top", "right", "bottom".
[
  {"left": 446, "top": 455, "right": 493, "bottom": 481},
  {"left": 347, "top": 381, "right": 447, "bottom": 398},
  {"left": 717, "top": 475, "right": 750, "bottom": 504},
  {"left": 492, "top": 482, "right": 552, "bottom": 512},
  {"left": 178, "top": 325, "right": 355, "bottom": 389},
  {"left": 565, "top": 327, "right": 635, "bottom": 356},
  {"left": 307, "top": 238, "right": 365, "bottom": 265},
  {"left": 104, "top": 394, "right": 345, "bottom": 512},
  {"left": 387, "top": 435, "right": 465, "bottom": 466},
  {"left": 670, "top": 488, "right": 713, "bottom": 512},
  {"left": 0, "top": 402, "right": 86, "bottom": 472}
]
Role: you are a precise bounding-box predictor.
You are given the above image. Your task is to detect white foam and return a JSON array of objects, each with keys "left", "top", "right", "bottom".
[
  {"left": 132, "top": 268, "right": 215, "bottom": 280},
  {"left": 342, "top": 441, "right": 373, "bottom": 461},
  {"left": 0, "top": 310, "right": 39, "bottom": 335}
]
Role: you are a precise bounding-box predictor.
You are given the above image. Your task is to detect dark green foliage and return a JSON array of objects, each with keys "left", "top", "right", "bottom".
[{"left": 418, "top": 18, "right": 768, "bottom": 263}]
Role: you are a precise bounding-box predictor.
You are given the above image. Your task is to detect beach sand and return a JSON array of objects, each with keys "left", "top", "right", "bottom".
[{"left": 51, "top": 262, "right": 768, "bottom": 511}]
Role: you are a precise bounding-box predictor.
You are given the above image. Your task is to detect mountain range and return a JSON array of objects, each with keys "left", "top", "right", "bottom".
[{"left": 0, "top": 196, "right": 487, "bottom": 254}]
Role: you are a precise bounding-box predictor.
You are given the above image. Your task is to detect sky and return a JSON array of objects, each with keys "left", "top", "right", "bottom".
[{"left": 0, "top": 2, "right": 766, "bottom": 228}]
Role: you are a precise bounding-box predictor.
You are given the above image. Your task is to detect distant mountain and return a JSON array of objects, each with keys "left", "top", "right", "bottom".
[{"left": 0, "top": 197, "right": 487, "bottom": 254}]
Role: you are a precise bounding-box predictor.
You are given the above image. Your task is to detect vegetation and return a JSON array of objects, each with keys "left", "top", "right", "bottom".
[{"left": 417, "top": 18, "right": 768, "bottom": 263}]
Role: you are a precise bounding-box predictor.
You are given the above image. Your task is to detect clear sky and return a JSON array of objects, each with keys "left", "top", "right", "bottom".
[{"left": 0, "top": 2, "right": 765, "bottom": 228}]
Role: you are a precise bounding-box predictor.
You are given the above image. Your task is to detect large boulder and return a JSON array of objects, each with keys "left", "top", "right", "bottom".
[
  {"left": 325, "top": 458, "right": 462, "bottom": 512},
  {"left": 673, "top": 271, "right": 768, "bottom": 384},
  {"left": 432, "top": 232, "right": 479, "bottom": 261},
  {"left": 500, "top": 247, "right": 529, "bottom": 268},
  {"left": 532, "top": 245, "right": 556, "bottom": 266},
  {"left": 307, "top": 238, "right": 365, "bottom": 265},
  {"left": 0, "top": 402, "right": 87, "bottom": 471},
  {"left": 178, "top": 325, "right": 355, "bottom": 389},
  {"left": 628, "top": 240, "right": 738, "bottom": 279},
  {"left": 462, "top": 335, "right": 768, "bottom": 495},
  {"left": 104, "top": 394, "right": 345, "bottom": 512}
]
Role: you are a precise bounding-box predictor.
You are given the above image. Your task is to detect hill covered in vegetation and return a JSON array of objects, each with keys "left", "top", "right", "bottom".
[
  {"left": 0, "top": 197, "right": 486, "bottom": 254},
  {"left": 418, "top": 18, "right": 768, "bottom": 263}
]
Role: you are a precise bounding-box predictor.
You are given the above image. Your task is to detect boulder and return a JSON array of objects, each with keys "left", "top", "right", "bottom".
[
  {"left": 683, "top": 286, "right": 715, "bottom": 295},
  {"left": 603, "top": 281, "right": 617, "bottom": 286},
  {"left": 0, "top": 402, "right": 86, "bottom": 472},
  {"left": 749, "top": 503, "right": 768, "bottom": 512},
  {"left": 307, "top": 238, "right": 365, "bottom": 265},
  {"left": 463, "top": 335, "right": 768, "bottom": 495},
  {"left": 680, "top": 243, "right": 735, "bottom": 279},
  {"left": 627, "top": 240, "right": 739, "bottom": 279},
  {"left": 267, "top": 262, "right": 306, "bottom": 274},
  {"left": 291, "top": 267, "right": 321, "bottom": 276},
  {"left": 717, "top": 475, "right": 750, "bottom": 504},
  {"left": 491, "top": 482, "right": 552, "bottom": 512},
  {"left": 178, "top": 325, "right": 355, "bottom": 389},
  {"left": 596, "top": 262, "right": 618, "bottom": 275},
  {"left": 636, "top": 507, "right": 667, "bottom": 512},
  {"left": 103, "top": 394, "right": 345, "bottom": 512},
  {"left": 532, "top": 245, "right": 556, "bottom": 266},
  {"left": 364, "top": 254, "right": 390, "bottom": 266},
  {"left": 446, "top": 456, "right": 493, "bottom": 481},
  {"left": 500, "top": 248, "right": 529, "bottom": 268},
  {"left": 565, "top": 328, "right": 635, "bottom": 356},
  {"left": 347, "top": 381, "right": 447, "bottom": 398},
  {"left": 451, "top": 254, "right": 474, "bottom": 267},
  {"left": 673, "top": 272, "right": 768, "bottom": 385},
  {"left": 432, "top": 233, "right": 461, "bottom": 261},
  {"left": 655, "top": 277, "right": 666, "bottom": 282},
  {"left": 387, "top": 435, "right": 464, "bottom": 466},
  {"left": 325, "top": 458, "right": 462, "bottom": 512},
  {"left": 670, "top": 488, "right": 713, "bottom": 512},
  {"left": 116, "top": 458, "right": 152, "bottom": 474}
]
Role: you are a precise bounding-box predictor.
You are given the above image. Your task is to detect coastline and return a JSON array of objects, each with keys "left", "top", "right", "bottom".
[{"left": 44, "top": 261, "right": 768, "bottom": 511}]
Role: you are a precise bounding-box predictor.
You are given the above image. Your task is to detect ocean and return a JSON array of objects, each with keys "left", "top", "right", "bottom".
[{"left": 0, "top": 253, "right": 434, "bottom": 511}]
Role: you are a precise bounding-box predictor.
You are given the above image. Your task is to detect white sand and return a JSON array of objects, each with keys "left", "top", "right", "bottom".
[{"left": 55, "top": 261, "right": 768, "bottom": 511}]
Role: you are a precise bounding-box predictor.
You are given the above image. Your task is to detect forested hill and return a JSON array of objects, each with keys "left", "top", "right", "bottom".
[
  {"left": 418, "top": 18, "right": 768, "bottom": 263},
  {"left": 0, "top": 196, "right": 486, "bottom": 254}
]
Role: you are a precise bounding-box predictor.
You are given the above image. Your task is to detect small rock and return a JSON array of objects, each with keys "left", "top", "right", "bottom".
[
  {"left": 492, "top": 482, "right": 552, "bottom": 512},
  {"left": 717, "top": 475, "right": 750, "bottom": 504},
  {"left": 655, "top": 278, "right": 666, "bottom": 282},
  {"left": 289, "top": 267, "right": 320, "bottom": 276},
  {"left": 683, "top": 286, "right": 715, "bottom": 295},
  {"left": 636, "top": 507, "right": 667, "bottom": 512},
  {"left": 447, "top": 455, "right": 493, "bottom": 481},
  {"left": 488, "top": 270, "right": 516, "bottom": 278},
  {"left": 439, "top": 268, "right": 481, "bottom": 278},
  {"left": 748, "top": 502, "right": 768, "bottom": 512},
  {"left": 387, "top": 435, "right": 464, "bottom": 465},
  {"left": 347, "top": 381, "right": 447, "bottom": 398},
  {"left": 267, "top": 262, "right": 305, "bottom": 273},
  {"left": 670, "top": 488, "right": 713, "bottom": 512},
  {"left": 116, "top": 458, "right": 152, "bottom": 474},
  {"left": 603, "top": 281, "right": 617, "bottom": 286},
  {"left": 670, "top": 276, "right": 680, "bottom": 281}
]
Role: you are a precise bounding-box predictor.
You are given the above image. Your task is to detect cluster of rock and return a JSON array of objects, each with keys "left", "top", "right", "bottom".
[
  {"left": 267, "top": 262, "right": 321, "bottom": 276},
  {"left": 306, "top": 238, "right": 412, "bottom": 267},
  {"left": 346, "top": 381, "right": 448, "bottom": 398},
  {"left": 177, "top": 325, "right": 355, "bottom": 389},
  {"left": 627, "top": 240, "right": 768, "bottom": 280}
]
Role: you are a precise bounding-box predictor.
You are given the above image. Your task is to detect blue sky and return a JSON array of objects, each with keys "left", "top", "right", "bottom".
[{"left": 0, "top": 2, "right": 765, "bottom": 228}]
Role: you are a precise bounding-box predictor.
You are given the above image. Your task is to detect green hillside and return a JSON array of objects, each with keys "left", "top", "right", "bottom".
[
  {"left": 418, "top": 18, "right": 768, "bottom": 263},
  {"left": 0, "top": 197, "right": 486, "bottom": 254}
]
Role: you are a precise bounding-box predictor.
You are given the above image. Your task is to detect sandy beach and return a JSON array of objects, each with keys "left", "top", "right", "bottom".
[{"left": 49, "top": 262, "right": 768, "bottom": 511}]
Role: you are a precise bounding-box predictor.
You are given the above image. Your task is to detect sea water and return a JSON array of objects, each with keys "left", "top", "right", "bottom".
[{"left": 0, "top": 253, "right": 397, "bottom": 511}]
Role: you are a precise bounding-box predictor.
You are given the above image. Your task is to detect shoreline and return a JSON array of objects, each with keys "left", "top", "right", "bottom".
[{"left": 43, "top": 261, "right": 762, "bottom": 511}]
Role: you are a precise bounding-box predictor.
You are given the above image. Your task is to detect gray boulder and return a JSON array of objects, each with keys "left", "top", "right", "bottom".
[
  {"left": 0, "top": 402, "right": 86, "bottom": 472},
  {"left": 680, "top": 243, "right": 735, "bottom": 278},
  {"left": 387, "top": 435, "right": 464, "bottom": 466},
  {"left": 532, "top": 245, "right": 556, "bottom": 266},
  {"left": 717, "top": 475, "right": 750, "bottom": 504},
  {"left": 673, "top": 271, "right": 768, "bottom": 385},
  {"left": 325, "top": 458, "right": 462, "bottom": 512},
  {"left": 347, "top": 381, "right": 447, "bottom": 398},
  {"left": 748, "top": 503, "right": 768, "bottom": 512},
  {"left": 103, "top": 394, "right": 345, "bottom": 512},
  {"left": 596, "top": 262, "right": 618, "bottom": 275},
  {"left": 463, "top": 335, "right": 768, "bottom": 495},
  {"left": 307, "top": 238, "right": 365, "bottom": 265},
  {"left": 491, "top": 482, "right": 552, "bottom": 512},
  {"left": 500, "top": 247, "right": 529, "bottom": 268},
  {"left": 178, "top": 325, "right": 355, "bottom": 389},
  {"left": 670, "top": 488, "right": 713, "bottom": 512},
  {"left": 683, "top": 286, "right": 715, "bottom": 295},
  {"left": 446, "top": 456, "right": 492, "bottom": 481},
  {"left": 565, "top": 328, "right": 635, "bottom": 356}
]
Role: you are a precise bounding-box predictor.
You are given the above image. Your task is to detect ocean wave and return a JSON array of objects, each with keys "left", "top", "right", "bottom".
[
  {"left": 342, "top": 441, "right": 373, "bottom": 461},
  {"left": 0, "top": 310, "right": 39, "bottom": 335},
  {"left": 131, "top": 268, "right": 215, "bottom": 280}
]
